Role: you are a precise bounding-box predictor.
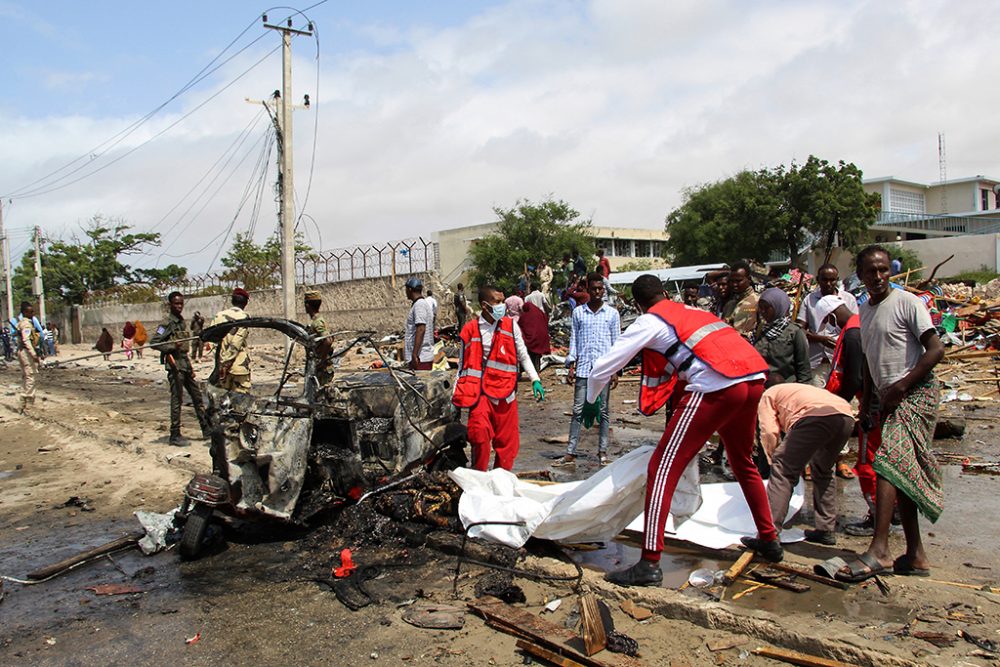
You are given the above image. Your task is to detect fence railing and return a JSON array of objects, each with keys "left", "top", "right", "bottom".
[{"left": 82, "top": 238, "right": 439, "bottom": 307}]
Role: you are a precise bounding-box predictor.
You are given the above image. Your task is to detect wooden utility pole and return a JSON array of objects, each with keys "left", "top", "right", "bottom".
[
  {"left": 0, "top": 200, "right": 13, "bottom": 321},
  {"left": 263, "top": 15, "right": 313, "bottom": 323},
  {"left": 33, "top": 226, "right": 45, "bottom": 325}
]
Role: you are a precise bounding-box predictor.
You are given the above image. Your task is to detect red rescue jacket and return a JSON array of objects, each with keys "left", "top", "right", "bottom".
[
  {"left": 825, "top": 314, "right": 860, "bottom": 398},
  {"left": 452, "top": 317, "right": 519, "bottom": 408},
  {"left": 639, "top": 300, "right": 768, "bottom": 416}
]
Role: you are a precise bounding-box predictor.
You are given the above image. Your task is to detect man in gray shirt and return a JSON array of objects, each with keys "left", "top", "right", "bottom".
[
  {"left": 835, "top": 246, "right": 944, "bottom": 584},
  {"left": 404, "top": 277, "right": 436, "bottom": 370}
]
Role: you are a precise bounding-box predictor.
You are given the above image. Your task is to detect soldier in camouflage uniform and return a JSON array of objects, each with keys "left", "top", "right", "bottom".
[
  {"left": 209, "top": 287, "right": 252, "bottom": 393},
  {"left": 150, "top": 291, "right": 209, "bottom": 446},
  {"left": 304, "top": 290, "right": 334, "bottom": 389}
]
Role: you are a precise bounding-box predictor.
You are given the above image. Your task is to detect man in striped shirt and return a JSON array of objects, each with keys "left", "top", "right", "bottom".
[{"left": 554, "top": 272, "right": 621, "bottom": 467}]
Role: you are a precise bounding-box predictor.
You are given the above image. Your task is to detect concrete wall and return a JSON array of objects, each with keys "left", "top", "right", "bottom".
[
  {"left": 78, "top": 273, "right": 453, "bottom": 345},
  {"left": 898, "top": 234, "right": 1000, "bottom": 277}
]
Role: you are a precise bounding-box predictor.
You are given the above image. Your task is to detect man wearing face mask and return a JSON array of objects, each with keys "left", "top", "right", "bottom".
[{"left": 452, "top": 284, "right": 546, "bottom": 471}]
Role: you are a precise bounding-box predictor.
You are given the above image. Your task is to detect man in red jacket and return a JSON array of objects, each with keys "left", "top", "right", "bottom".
[
  {"left": 452, "top": 285, "right": 546, "bottom": 471},
  {"left": 584, "top": 274, "right": 781, "bottom": 586}
]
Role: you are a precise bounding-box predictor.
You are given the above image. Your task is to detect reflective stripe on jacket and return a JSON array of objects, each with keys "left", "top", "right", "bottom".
[
  {"left": 639, "top": 300, "right": 768, "bottom": 415},
  {"left": 452, "top": 317, "right": 519, "bottom": 408}
]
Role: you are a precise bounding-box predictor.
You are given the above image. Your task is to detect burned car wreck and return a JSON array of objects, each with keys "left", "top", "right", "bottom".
[{"left": 177, "top": 317, "right": 467, "bottom": 558}]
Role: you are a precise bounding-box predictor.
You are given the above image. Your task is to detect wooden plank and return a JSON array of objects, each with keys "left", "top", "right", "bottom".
[
  {"left": 750, "top": 570, "right": 810, "bottom": 593},
  {"left": 579, "top": 593, "right": 608, "bottom": 656},
  {"left": 516, "top": 639, "right": 589, "bottom": 667},
  {"left": 722, "top": 551, "right": 754, "bottom": 585},
  {"left": 27, "top": 532, "right": 143, "bottom": 580},
  {"left": 767, "top": 563, "right": 849, "bottom": 590},
  {"left": 752, "top": 645, "right": 856, "bottom": 667}
]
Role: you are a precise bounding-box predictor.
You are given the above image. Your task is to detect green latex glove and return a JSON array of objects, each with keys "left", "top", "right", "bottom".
[
  {"left": 581, "top": 396, "right": 602, "bottom": 428},
  {"left": 532, "top": 380, "right": 546, "bottom": 401}
]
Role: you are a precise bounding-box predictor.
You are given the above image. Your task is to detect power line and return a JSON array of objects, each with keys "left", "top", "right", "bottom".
[{"left": 10, "top": 46, "right": 280, "bottom": 201}]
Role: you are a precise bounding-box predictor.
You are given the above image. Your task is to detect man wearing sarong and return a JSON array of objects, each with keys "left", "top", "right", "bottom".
[{"left": 836, "top": 246, "right": 944, "bottom": 583}]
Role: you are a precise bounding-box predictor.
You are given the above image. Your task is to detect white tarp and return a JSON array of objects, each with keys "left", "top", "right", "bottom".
[
  {"left": 449, "top": 446, "right": 805, "bottom": 550},
  {"left": 449, "top": 445, "right": 700, "bottom": 548}
]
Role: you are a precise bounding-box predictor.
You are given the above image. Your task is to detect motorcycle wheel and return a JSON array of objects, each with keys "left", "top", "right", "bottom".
[{"left": 179, "top": 504, "right": 213, "bottom": 560}]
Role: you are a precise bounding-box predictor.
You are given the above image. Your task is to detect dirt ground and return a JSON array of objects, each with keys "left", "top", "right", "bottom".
[{"left": 2, "top": 343, "right": 1000, "bottom": 666}]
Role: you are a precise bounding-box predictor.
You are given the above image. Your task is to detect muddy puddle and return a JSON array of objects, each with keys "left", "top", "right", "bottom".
[{"left": 570, "top": 537, "right": 912, "bottom": 624}]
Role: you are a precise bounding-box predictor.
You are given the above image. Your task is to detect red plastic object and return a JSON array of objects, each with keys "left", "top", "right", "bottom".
[
  {"left": 185, "top": 633, "right": 201, "bottom": 645},
  {"left": 333, "top": 548, "right": 357, "bottom": 578}
]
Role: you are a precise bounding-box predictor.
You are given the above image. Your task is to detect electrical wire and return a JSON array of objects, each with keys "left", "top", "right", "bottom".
[
  {"left": 2, "top": 22, "right": 270, "bottom": 200},
  {"left": 155, "top": 127, "right": 273, "bottom": 261},
  {"left": 9, "top": 45, "right": 280, "bottom": 200},
  {"left": 141, "top": 108, "right": 266, "bottom": 238}
]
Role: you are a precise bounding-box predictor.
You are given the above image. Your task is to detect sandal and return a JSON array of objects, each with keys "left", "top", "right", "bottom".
[
  {"left": 835, "top": 552, "right": 889, "bottom": 583},
  {"left": 599, "top": 454, "right": 611, "bottom": 467},
  {"left": 892, "top": 555, "right": 930, "bottom": 577},
  {"left": 836, "top": 462, "right": 856, "bottom": 479}
]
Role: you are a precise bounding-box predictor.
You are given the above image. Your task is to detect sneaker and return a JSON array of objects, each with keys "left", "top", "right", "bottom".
[
  {"left": 739, "top": 536, "right": 784, "bottom": 563},
  {"left": 804, "top": 529, "right": 837, "bottom": 546},
  {"left": 551, "top": 455, "right": 576, "bottom": 468},
  {"left": 605, "top": 559, "right": 663, "bottom": 587},
  {"left": 599, "top": 454, "right": 611, "bottom": 466},
  {"left": 844, "top": 515, "right": 875, "bottom": 537}
]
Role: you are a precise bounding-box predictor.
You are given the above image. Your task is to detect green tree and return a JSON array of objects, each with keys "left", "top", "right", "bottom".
[
  {"left": 664, "top": 156, "right": 879, "bottom": 267},
  {"left": 219, "top": 231, "right": 313, "bottom": 290},
  {"left": 135, "top": 264, "right": 188, "bottom": 284},
  {"left": 12, "top": 216, "right": 162, "bottom": 307},
  {"left": 469, "top": 198, "right": 595, "bottom": 293}
]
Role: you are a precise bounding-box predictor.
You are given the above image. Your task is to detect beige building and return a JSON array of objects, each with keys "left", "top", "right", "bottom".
[
  {"left": 433, "top": 222, "right": 668, "bottom": 286},
  {"left": 863, "top": 175, "right": 1000, "bottom": 242}
]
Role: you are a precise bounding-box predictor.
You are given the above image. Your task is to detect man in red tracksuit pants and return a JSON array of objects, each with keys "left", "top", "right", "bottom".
[
  {"left": 453, "top": 284, "right": 546, "bottom": 471},
  {"left": 583, "top": 274, "right": 782, "bottom": 586}
]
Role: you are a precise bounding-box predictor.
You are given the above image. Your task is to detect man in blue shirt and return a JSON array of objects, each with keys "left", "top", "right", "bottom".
[{"left": 554, "top": 272, "right": 621, "bottom": 467}]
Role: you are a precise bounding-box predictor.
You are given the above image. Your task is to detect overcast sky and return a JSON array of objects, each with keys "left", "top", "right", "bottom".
[{"left": 0, "top": 0, "right": 994, "bottom": 273}]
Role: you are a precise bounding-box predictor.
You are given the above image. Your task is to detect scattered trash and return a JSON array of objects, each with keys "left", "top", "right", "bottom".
[
  {"left": 45, "top": 637, "right": 56, "bottom": 646},
  {"left": 622, "top": 399, "right": 636, "bottom": 404},
  {"left": 707, "top": 636, "right": 749, "bottom": 652},
  {"left": 185, "top": 632, "right": 201, "bottom": 645},
  {"left": 910, "top": 631, "right": 957, "bottom": 648},
  {"left": 37, "top": 446, "right": 61, "bottom": 453},
  {"left": 61, "top": 496, "right": 94, "bottom": 512},
  {"left": 620, "top": 599, "right": 653, "bottom": 621},
  {"left": 543, "top": 598, "right": 562, "bottom": 613},
  {"left": 333, "top": 548, "right": 357, "bottom": 578},
  {"left": 753, "top": 645, "right": 854, "bottom": 667},
  {"left": 135, "top": 508, "right": 181, "bottom": 555},
  {"left": 401, "top": 604, "right": 465, "bottom": 630},
  {"left": 86, "top": 584, "right": 143, "bottom": 596},
  {"left": 960, "top": 629, "right": 998, "bottom": 654},
  {"left": 606, "top": 630, "right": 639, "bottom": 656},
  {"left": 688, "top": 568, "right": 722, "bottom": 588}
]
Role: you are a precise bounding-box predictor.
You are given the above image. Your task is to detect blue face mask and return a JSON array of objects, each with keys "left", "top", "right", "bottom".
[{"left": 490, "top": 303, "right": 507, "bottom": 320}]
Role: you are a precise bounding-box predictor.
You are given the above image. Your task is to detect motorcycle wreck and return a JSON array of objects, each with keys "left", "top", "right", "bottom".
[{"left": 176, "top": 317, "right": 468, "bottom": 559}]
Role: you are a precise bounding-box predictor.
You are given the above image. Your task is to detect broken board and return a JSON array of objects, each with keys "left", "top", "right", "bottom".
[{"left": 469, "top": 596, "right": 647, "bottom": 667}]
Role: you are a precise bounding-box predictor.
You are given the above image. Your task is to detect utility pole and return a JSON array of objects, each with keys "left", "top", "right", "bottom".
[
  {"left": 0, "top": 200, "right": 12, "bottom": 321},
  {"left": 33, "top": 226, "right": 45, "bottom": 326},
  {"left": 263, "top": 15, "right": 313, "bottom": 323}
]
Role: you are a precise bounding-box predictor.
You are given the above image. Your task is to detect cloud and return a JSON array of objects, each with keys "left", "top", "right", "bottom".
[{"left": 1, "top": 0, "right": 998, "bottom": 273}]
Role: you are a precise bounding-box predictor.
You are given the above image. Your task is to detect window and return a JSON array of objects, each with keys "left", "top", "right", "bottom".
[
  {"left": 982, "top": 188, "right": 991, "bottom": 211},
  {"left": 596, "top": 239, "right": 614, "bottom": 256},
  {"left": 889, "top": 188, "right": 925, "bottom": 214},
  {"left": 634, "top": 240, "right": 652, "bottom": 257},
  {"left": 613, "top": 238, "right": 631, "bottom": 257}
]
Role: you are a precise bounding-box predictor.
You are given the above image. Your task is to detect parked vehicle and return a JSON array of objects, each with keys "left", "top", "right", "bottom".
[{"left": 177, "top": 317, "right": 467, "bottom": 559}]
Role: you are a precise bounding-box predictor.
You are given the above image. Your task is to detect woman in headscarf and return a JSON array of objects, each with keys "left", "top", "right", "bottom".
[
  {"left": 753, "top": 287, "right": 811, "bottom": 385},
  {"left": 133, "top": 320, "right": 148, "bottom": 358},
  {"left": 122, "top": 321, "right": 136, "bottom": 360},
  {"left": 95, "top": 327, "right": 114, "bottom": 361}
]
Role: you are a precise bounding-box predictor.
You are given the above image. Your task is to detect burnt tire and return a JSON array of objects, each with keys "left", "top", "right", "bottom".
[{"left": 179, "top": 504, "right": 213, "bottom": 560}]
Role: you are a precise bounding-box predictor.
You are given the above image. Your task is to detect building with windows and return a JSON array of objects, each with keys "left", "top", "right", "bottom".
[
  {"left": 433, "top": 222, "right": 668, "bottom": 287},
  {"left": 863, "top": 175, "right": 1000, "bottom": 241}
]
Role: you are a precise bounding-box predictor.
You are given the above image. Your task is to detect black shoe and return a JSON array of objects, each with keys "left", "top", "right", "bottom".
[
  {"left": 740, "top": 536, "right": 784, "bottom": 563},
  {"left": 605, "top": 559, "right": 663, "bottom": 587},
  {"left": 804, "top": 529, "right": 837, "bottom": 546},
  {"left": 844, "top": 514, "right": 875, "bottom": 537},
  {"left": 169, "top": 434, "right": 189, "bottom": 447}
]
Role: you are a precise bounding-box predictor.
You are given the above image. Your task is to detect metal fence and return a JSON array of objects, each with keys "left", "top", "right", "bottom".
[
  {"left": 295, "top": 237, "right": 437, "bottom": 284},
  {"left": 82, "top": 237, "right": 439, "bottom": 306}
]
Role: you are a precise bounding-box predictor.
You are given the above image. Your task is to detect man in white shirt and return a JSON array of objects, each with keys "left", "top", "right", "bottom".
[
  {"left": 796, "top": 264, "right": 858, "bottom": 385},
  {"left": 404, "top": 278, "right": 436, "bottom": 370},
  {"left": 582, "top": 274, "right": 781, "bottom": 586},
  {"left": 452, "top": 285, "right": 546, "bottom": 471},
  {"left": 524, "top": 281, "right": 549, "bottom": 316}
]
